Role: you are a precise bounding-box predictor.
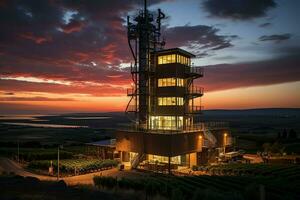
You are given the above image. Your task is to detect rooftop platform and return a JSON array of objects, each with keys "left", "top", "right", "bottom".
[{"left": 155, "top": 48, "right": 196, "bottom": 58}]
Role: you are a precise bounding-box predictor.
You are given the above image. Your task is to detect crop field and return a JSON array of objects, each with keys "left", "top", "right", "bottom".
[
  {"left": 94, "top": 164, "right": 300, "bottom": 200},
  {"left": 207, "top": 163, "right": 300, "bottom": 178},
  {"left": 0, "top": 123, "right": 109, "bottom": 145},
  {"left": 28, "top": 159, "right": 118, "bottom": 175}
]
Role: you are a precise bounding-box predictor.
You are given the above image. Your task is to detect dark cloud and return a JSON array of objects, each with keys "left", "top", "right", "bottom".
[
  {"left": 198, "top": 55, "right": 300, "bottom": 92},
  {"left": 259, "top": 34, "right": 292, "bottom": 43},
  {"left": 164, "top": 25, "right": 237, "bottom": 56},
  {"left": 60, "top": 19, "right": 86, "bottom": 34},
  {"left": 0, "top": 0, "right": 166, "bottom": 86},
  {"left": 0, "top": 96, "right": 74, "bottom": 101},
  {"left": 259, "top": 22, "right": 272, "bottom": 28},
  {"left": 3, "top": 92, "right": 14, "bottom": 95},
  {"left": 1, "top": 0, "right": 298, "bottom": 102},
  {"left": 0, "top": 79, "right": 127, "bottom": 97},
  {"left": 202, "top": 0, "right": 276, "bottom": 20},
  {"left": 0, "top": 0, "right": 238, "bottom": 84}
]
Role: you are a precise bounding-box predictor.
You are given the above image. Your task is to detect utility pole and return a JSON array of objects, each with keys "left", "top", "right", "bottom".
[
  {"left": 17, "top": 140, "right": 20, "bottom": 163},
  {"left": 224, "top": 133, "right": 227, "bottom": 154},
  {"left": 57, "top": 146, "right": 60, "bottom": 180}
]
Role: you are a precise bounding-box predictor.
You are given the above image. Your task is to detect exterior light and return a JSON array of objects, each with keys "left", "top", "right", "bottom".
[
  {"left": 224, "top": 133, "right": 227, "bottom": 137},
  {"left": 199, "top": 135, "right": 202, "bottom": 139}
]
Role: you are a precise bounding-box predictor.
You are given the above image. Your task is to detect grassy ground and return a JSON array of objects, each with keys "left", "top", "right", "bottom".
[
  {"left": 0, "top": 124, "right": 109, "bottom": 146},
  {"left": 93, "top": 163, "right": 300, "bottom": 200},
  {"left": 27, "top": 159, "right": 118, "bottom": 176},
  {"left": 0, "top": 174, "right": 139, "bottom": 200}
]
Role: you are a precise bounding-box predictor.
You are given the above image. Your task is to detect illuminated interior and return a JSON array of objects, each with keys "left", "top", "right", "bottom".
[
  {"left": 150, "top": 115, "right": 183, "bottom": 130},
  {"left": 158, "top": 97, "right": 184, "bottom": 106},
  {"left": 158, "top": 54, "right": 190, "bottom": 65},
  {"left": 158, "top": 54, "right": 176, "bottom": 64},
  {"left": 158, "top": 78, "right": 184, "bottom": 87},
  {"left": 177, "top": 54, "right": 190, "bottom": 65},
  {"left": 148, "top": 154, "right": 182, "bottom": 164}
]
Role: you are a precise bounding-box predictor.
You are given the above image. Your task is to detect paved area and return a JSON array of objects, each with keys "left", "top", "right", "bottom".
[
  {"left": 0, "top": 157, "right": 144, "bottom": 185},
  {"left": 243, "top": 154, "right": 263, "bottom": 163}
]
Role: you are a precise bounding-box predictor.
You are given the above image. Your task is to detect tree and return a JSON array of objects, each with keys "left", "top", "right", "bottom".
[
  {"left": 282, "top": 129, "right": 288, "bottom": 139},
  {"left": 262, "top": 143, "right": 271, "bottom": 154},
  {"left": 192, "top": 189, "right": 204, "bottom": 200},
  {"left": 289, "top": 129, "right": 297, "bottom": 139},
  {"left": 270, "top": 142, "right": 285, "bottom": 155},
  {"left": 171, "top": 188, "right": 184, "bottom": 200}
]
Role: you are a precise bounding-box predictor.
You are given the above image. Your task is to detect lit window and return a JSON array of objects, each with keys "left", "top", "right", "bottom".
[
  {"left": 150, "top": 116, "right": 183, "bottom": 130},
  {"left": 158, "top": 54, "right": 176, "bottom": 65},
  {"left": 171, "top": 54, "right": 176, "bottom": 63},
  {"left": 158, "top": 56, "right": 163, "bottom": 64},
  {"left": 158, "top": 97, "right": 184, "bottom": 106},
  {"left": 158, "top": 78, "right": 184, "bottom": 87},
  {"left": 176, "top": 54, "right": 189, "bottom": 66},
  {"left": 158, "top": 54, "right": 190, "bottom": 65}
]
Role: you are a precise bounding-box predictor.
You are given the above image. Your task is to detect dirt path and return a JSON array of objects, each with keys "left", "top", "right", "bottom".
[
  {"left": 0, "top": 157, "right": 144, "bottom": 185},
  {"left": 243, "top": 154, "right": 263, "bottom": 163},
  {"left": 0, "top": 157, "right": 55, "bottom": 180}
]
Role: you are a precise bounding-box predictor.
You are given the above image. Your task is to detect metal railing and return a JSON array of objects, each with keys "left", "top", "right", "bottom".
[
  {"left": 121, "top": 123, "right": 203, "bottom": 134},
  {"left": 188, "top": 86, "right": 204, "bottom": 96},
  {"left": 131, "top": 65, "right": 155, "bottom": 73},
  {"left": 126, "top": 105, "right": 138, "bottom": 112},
  {"left": 120, "top": 121, "right": 229, "bottom": 134},
  {"left": 185, "top": 67, "right": 204, "bottom": 77},
  {"left": 127, "top": 88, "right": 136, "bottom": 96},
  {"left": 203, "top": 121, "right": 229, "bottom": 130},
  {"left": 187, "top": 105, "right": 203, "bottom": 113}
]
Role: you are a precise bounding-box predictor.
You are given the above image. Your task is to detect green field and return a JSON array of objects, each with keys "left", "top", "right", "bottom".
[
  {"left": 28, "top": 159, "right": 118, "bottom": 175},
  {"left": 94, "top": 164, "right": 300, "bottom": 200},
  {"left": 0, "top": 124, "right": 110, "bottom": 145},
  {"left": 0, "top": 146, "right": 89, "bottom": 161},
  {"left": 0, "top": 175, "right": 135, "bottom": 200}
]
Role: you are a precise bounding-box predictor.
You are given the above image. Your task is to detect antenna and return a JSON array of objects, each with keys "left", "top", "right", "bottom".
[{"left": 144, "top": 0, "right": 147, "bottom": 16}]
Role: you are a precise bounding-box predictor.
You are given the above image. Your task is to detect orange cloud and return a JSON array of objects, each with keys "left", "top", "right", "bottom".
[
  {"left": 19, "top": 32, "right": 52, "bottom": 44},
  {"left": 61, "top": 20, "right": 86, "bottom": 34}
]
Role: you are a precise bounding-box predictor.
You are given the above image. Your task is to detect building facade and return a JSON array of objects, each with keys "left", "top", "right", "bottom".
[{"left": 115, "top": 1, "right": 231, "bottom": 172}]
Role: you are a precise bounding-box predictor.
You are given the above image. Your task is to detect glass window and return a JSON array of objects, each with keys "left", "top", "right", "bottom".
[
  {"left": 158, "top": 78, "right": 184, "bottom": 87},
  {"left": 158, "top": 97, "right": 184, "bottom": 106},
  {"left": 150, "top": 116, "right": 183, "bottom": 130},
  {"left": 158, "top": 54, "right": 190, "bottom": 65},
  {"left": 158, "top": 56, "right": 163, "bottom": 65},
  {"left": 171, "top": 54, "right": 176, "bottom": 63},
  {"left": 158, "top": 54, "right": 176, "bottom": 65}
]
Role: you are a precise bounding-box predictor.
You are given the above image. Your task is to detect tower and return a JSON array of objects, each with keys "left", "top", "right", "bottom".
[
  {"left": 117, "top": 0, "right": 231, "bottom": 172},
  {"left": 126, "top": 0, "right": 166, "bottom": 129},
  {"left": 126, "top": 0, "right": 203, "bottom": 133}
]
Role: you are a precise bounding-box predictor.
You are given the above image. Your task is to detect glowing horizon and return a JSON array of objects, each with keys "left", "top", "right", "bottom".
[{"left": 0, "top": 0, "right": 299, "bottom": 114}]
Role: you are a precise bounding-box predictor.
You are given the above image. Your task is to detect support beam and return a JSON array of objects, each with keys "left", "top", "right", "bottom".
[{"left": 168, "top": 156, "right": 171, "bottom": 174}]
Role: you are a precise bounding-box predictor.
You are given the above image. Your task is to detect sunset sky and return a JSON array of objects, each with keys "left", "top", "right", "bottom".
[{"left": 0, "top": 0, "right": 300, "bottom": 114}]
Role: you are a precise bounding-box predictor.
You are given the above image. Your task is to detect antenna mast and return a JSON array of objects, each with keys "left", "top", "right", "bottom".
[{"left": 125, "top": 0, "right": 165, "bottom": 129}]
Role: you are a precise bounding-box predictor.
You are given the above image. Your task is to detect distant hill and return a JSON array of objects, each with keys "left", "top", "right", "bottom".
[{"left": 203, "top": 108, "right": 300, "bottom": 117}]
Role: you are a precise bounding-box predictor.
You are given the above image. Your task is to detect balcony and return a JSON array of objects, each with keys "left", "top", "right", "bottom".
[
  {"left": 131, "top": 65, "right": 138, "bottom": 73},
  {"left": 126, "top": 105, "right": 139, "bottom": 113},
  {"left": 203, "top": 121, "right": 229, "bottom": 130},
  {"left": 127, "top": 88, "right": 136, "bottom": 96},
  {"left": 131, "top": 65, "right": 155, "bottom": 73},
  {"left": 187, "top": 86, "right": 204, "bottom": 98},
  {"left": 120, "top": 122, "right": 229, "bottom": 134},
  {"left": 186, "top": 105, "right": 203, "bottom": 114},
  {"left": 121, "top": 123, "right": 204, "bottom": 134},
  {"left": 185, "top": 67, "right": 204, "bottom": 78}
]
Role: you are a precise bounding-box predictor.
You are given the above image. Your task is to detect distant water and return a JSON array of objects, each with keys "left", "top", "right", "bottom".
[
  {"left": 64, "top": 117, "right": 111, "bottom": 120},
  {"left": 0, "top": 115, "right": 51, "bottom": 120},
  {"left": 2, "top": 122, "right": 88, "bottom": 128}
]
